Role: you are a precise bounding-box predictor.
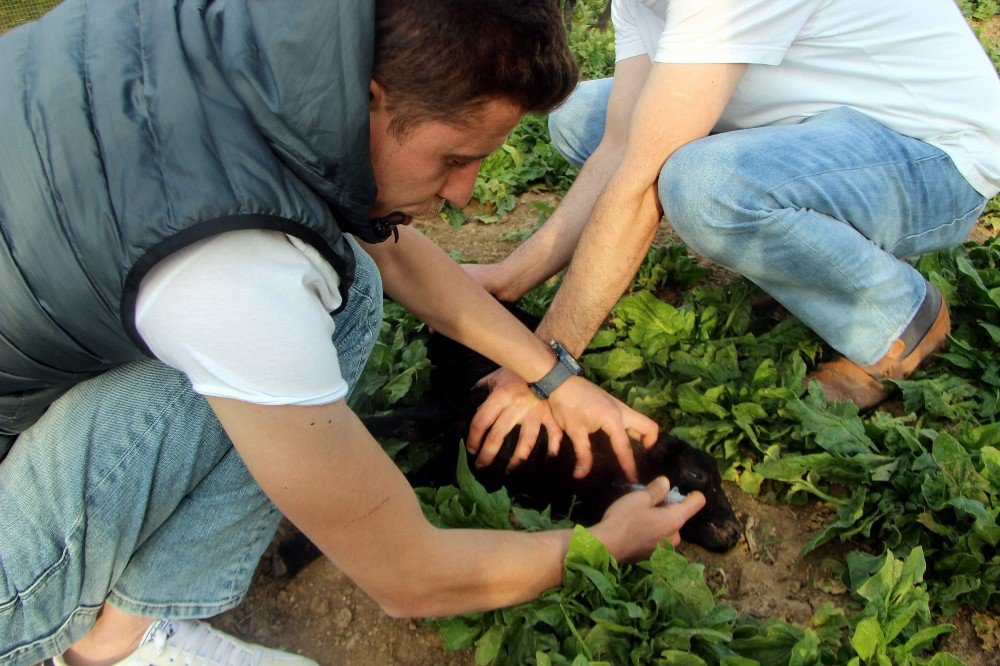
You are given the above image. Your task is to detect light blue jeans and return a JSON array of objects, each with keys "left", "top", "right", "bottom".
[
  {"left": 0, "top": 238, "right": 383, "bottom": 665},
  {"left": 550, "top": 78, "right": 988, "bottom": 365}
]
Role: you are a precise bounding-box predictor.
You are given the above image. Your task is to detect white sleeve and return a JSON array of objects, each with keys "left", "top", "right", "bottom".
[
  {"left": 612, "top": 0, "right": 650, "bottom": 62},
  {"left": 135, "top": 229, "right": 350, "bottom": 406},
  {"left": 654, "top": 0, "right": 823, "bottom": 66}
]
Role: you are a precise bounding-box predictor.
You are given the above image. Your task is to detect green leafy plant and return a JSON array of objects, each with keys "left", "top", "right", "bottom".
[
  {"left": 564, "top": 0, "right": 617, "bottom": 81},
  {"left": 422, "top": 451, "right": 961, "bottom": 665},
  {"left": 349, "top": 301, "right": 431, "bottom": 416},
  {"left": 470, "top": 115, "right": 579, "bottom": 222},
  {"left": 957, "top": 0, "right": 1000, "bottom": 21}
]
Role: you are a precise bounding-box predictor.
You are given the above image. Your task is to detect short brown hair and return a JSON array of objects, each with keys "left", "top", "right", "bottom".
[{"left": 374, "top": 0, "right": 578, "bottom": 136}]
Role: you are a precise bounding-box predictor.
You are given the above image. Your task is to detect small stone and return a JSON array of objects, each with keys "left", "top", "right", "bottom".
[
  {"left": 744, "top": 600, "right": 774, "bottom": 619},
  {"left": 408, "top": 621, "right": 417, "bottom": 631},
  {"left": 333, "top": 607, "right": 353, "bottom": 630},
  {"left": 782, "top": 599, "right": 813, "bottom": 623},
  {"left": 310, "top": 597, "right": 330, "bottom": 615}
]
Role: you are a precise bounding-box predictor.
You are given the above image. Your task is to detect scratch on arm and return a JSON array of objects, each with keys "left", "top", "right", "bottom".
[{"left": 346, "top": 495, "right": 391, "bottom": 524}]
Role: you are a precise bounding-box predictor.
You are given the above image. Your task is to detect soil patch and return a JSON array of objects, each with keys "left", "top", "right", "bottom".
[
  {"left": 415, "top": 193, "right": 739, "bottom": 288},
  {"left": 212, "top": 525, "right": 471, "bottom": 665}
]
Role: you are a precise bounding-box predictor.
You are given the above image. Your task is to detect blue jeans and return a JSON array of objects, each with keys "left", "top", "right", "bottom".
[
  {"left": 0, "top": 237, "right": 383, "bottom": 665},
  {"left": 550, "top": 78, "right": 988, "bottom": 365}
]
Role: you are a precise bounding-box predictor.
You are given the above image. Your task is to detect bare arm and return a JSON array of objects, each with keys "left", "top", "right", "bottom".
[
  {"left": 537, "top": 62, "right": 747, "bottom": 354},
  {"left": 208, "top": 396, "right": 705, "bottom": 617},
  {"left": 463, "top": 61, "right": 746, "bottom": 461},
  {"left": 361, "top": 225, "right": 561, "bottom": 388},
  {"left": 361, "top": 224, "right": 658, "bottom": 481},
  {"left": 469, "top": 57, "right": 652, "bottom": 301}
]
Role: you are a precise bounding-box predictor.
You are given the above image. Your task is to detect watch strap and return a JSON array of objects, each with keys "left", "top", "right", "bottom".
[{"left": 529, "top": 341, "right": 583, "bottom": 399}]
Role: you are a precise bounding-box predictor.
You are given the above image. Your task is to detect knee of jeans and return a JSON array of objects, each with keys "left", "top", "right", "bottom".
[
  {"left": 548, "top": 110, "right": 585, "bottom": 168},
  {"left": 548, "top": 80, "right": 610, "bottom": 168},
  {"left": 659, "top": 138, "right": 770, "bottom": 264}
]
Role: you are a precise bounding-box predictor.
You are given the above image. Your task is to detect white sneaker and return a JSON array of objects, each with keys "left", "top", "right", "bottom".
[{"left": 54, "top": 619, "right": 318, "bottom": 666}]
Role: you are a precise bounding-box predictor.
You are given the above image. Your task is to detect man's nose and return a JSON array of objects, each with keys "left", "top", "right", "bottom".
[{"left": 438, "top": 161, "right": 481, "bottom": 207}]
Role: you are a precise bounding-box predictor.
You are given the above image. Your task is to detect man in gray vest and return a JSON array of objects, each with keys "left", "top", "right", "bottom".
[{"left": 0, "top": 1, "right": 706, "bottom": 664}]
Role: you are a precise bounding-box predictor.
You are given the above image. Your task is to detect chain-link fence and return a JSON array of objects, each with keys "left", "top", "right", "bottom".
[{"left": 1, "top": 0, "right": 61, "bottom": 35}]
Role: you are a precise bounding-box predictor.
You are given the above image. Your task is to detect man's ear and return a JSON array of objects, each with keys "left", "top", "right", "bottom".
[{"left": 370, "top": 79, "right": 388, "bottom": 110}]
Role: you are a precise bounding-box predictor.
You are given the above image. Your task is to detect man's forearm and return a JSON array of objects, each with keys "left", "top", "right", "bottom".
[
  {"left": 533, "top": 62, "right": 747, "bottom": 356},
  {"left": 361, "top": 226, "right": 555, "bottom": 384},
  {"left": 496, "top": 140, "right": 623, "bottom": 299},
  {"left": 536, "top": 181, "right": 662, "bottom": 356},
  {"left": 210, "top": 396, "right": 635, "bottom": 620},
  {"left": 385, "top": 525, "right": 572, "bottom": 617}
]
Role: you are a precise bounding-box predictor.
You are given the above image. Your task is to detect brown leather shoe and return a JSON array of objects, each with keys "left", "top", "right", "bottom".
[{"left": 811, "top": 295, "right": 951, "bottom": 410}]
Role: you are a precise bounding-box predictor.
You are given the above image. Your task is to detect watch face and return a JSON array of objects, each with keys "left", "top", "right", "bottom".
[{"left": 551, "top": 341, "right": 583, "bottom": 375}]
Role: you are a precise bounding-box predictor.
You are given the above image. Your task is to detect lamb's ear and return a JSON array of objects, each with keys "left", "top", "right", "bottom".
[
  {"left": 637, "top": 433, "right": 692, "bottom": 479},
  {"left": 362, "top": 403, "right": 457, "bottom": 441},
  {"left": 662, "top": 434, "right": 694, "bottom": 452},
  {"left": 361, "top": 411, "right": 427, "bottom": 441},
  {"left": 362, "top": 386, "right": 487, "bottom": 442}
]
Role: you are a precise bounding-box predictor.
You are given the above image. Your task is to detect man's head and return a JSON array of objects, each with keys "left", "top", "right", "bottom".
[{"left": 368, "top": 0, "right": 578, "bottom": 220}]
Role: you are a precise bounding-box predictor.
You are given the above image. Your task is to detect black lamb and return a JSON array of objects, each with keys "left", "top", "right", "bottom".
[{"left": 363, "top": 305, "right": 743, "bottom": 553}]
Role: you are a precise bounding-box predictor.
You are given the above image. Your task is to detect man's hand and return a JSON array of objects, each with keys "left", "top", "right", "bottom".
[
  {"left": 467, "top": 368, "right": 563, "bottom": 471},
  {"left": 591, "top": 476, "right": 706, "bottom": 563},
  {"left": 461, "top": 263, "right": 525, "bottom": 303},
  {"left": 547, "top": 376, "right": 658, "bottom": 481},
  {"left": 467, "top": 368, "right": 658, "bottom": 482}
]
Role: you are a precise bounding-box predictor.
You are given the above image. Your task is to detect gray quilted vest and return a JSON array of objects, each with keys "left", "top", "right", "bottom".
[{"left": 0, "top": 0, "right": 381, "bottom": 454}]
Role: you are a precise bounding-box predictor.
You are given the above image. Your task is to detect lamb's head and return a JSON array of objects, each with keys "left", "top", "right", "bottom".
[{"left": 641, "top": 434, "right": 743, "bottom": 553}]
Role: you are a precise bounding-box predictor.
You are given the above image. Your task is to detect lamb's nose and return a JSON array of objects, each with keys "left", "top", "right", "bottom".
[
  {"left": 714, "top": 521, "right": 743, "bottom": 549},
  {"left": 727, "top": 522, "right": 743, "bottom": 541}
]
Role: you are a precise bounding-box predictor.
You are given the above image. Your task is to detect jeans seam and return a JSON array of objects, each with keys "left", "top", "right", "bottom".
[
  {"left": 106, "top": 587, "right": 245, "bottom": 615},
  {"left": 750, "top": 153, "right": 952, "bottom": 339},
  {"left": 886, "top": 199, "right": 986, "bottom": 255},
  {"left": 1, "top": 370, "right": 199, "bottom": 659},
  {"left": 759, "top": 153, "right": 950, "bottom": 209},
  {"left": 1, "top": 602, "right": 101, "bottom": 663},
  {"left": 0, "top": 546, "right": 70, "bottom": 612},
  {"left": 105, "top": 507, "right": 273, "bottom": 616}
]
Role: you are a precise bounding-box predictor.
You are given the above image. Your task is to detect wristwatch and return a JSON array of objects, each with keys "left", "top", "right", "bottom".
[{"left": 529, "top": 340, "right": 584, "bottom": 399}]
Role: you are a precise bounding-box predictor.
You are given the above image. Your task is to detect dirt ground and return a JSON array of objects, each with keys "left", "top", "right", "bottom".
[{"left": 212, "top": 194, "right": 997, "bottom": 665}]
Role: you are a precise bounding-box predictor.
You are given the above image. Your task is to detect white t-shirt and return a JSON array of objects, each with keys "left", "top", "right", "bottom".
[
  {"left": 613, "top": 0, "right": 1000, "bottom": 197},
  {"left": 136, "top": 230, "right": 350, "bottom": 406}
]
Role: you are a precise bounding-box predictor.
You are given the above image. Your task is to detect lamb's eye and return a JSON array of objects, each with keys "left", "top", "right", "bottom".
[{"left": 686, "top": 470, "right": 704, "bottom": 482}]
